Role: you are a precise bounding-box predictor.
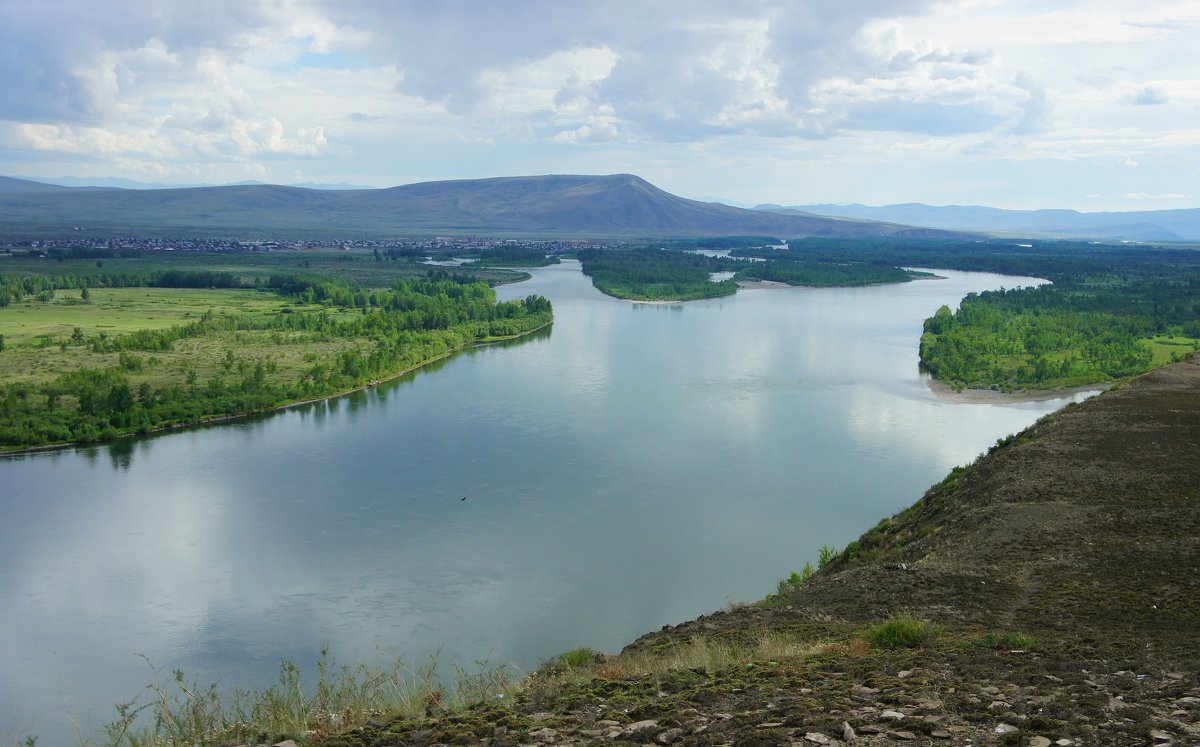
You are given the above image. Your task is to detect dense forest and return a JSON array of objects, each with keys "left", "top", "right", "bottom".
[
  {"left": 735, "top": 260, "right": 921, "bottom": 287},
  {"left": 0, "top": 270, "right": 552, "bottom": 450},
  {"left": 473, "top": 245, "right": 562, "bottom": 267},
  {"left": 579, "top": 248, "right": 739, "bottom": 301},
  {"left": 737, "top": 238, "right": 1200, "bottom": 390}
]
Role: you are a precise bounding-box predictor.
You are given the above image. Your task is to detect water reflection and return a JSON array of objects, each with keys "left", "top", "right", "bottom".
[{"left": 106, "top": 437, "right": 135, "bottom": 470}]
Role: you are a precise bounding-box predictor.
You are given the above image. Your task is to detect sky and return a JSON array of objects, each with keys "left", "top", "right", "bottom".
[{"left": 0, "top": 0, "right": 1197, "bottom": 211}]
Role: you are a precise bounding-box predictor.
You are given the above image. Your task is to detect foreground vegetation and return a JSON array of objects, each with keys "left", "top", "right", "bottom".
[{"left": 0, "top": 258, "right": 551, "bottom": 450}]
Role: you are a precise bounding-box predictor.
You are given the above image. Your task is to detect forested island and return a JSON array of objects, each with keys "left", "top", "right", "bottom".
[
  {"left": 740, "top": 238, "right": 1200, "bottom": 391},
  {"left": 579, "top": 248, "right": 739, "bottom": 301},
  {"left": 0, "top": 250, "right": 551, "bottom": 451},
  {"left": 577, "top": 243, "right": 930, "bottom": 302}
]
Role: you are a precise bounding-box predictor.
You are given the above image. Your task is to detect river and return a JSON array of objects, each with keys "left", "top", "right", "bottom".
[{"left": 0, "top": 260, "right": 1096, "bottom": 743}]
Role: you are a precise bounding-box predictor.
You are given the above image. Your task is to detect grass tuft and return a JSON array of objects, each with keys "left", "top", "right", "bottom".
[
  {"left": 865, "top": 614, "right": 941, "bottom": 649},
  {"left": 87, "top": 649, "right": 520, "bottom": 747}
]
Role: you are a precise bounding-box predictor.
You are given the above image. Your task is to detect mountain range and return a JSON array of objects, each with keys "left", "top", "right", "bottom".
[
  {"left": 0, "top": 174, "right": 953, "bottom": 239},
  {"left": 5, "top": 172, "right": 1195, "bottom": 240},
  {"left": 758, "top": 202, "right": 1200, "bottom": 242}
]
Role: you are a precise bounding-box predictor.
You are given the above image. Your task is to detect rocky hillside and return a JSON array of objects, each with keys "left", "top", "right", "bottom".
[{"left": 326, "top": 356, "right": 1200, "bottom": 747}]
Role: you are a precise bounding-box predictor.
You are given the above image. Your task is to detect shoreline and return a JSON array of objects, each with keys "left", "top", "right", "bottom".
[
  {"left": 0, "top": 319, "right": 553, "bottom": 458},
  {"left": 925, "top": 375, "right": 1116, "bottom": 403}
]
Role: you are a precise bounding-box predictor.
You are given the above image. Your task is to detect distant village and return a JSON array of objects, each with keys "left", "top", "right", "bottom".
[{"left": 8, "top": 236, "right": 618, "bottom": 256}]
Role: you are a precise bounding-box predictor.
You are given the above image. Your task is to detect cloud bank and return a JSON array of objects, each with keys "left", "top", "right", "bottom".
[{"left": 0, "top": 0, "right": 1197, "bottom": 209}]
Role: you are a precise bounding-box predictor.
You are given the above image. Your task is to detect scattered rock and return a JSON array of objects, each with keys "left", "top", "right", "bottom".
[
  {"left": 1028, "top": 737, "right": 1052, "bottom": 747},
  {"left": 931, "top": 730, "right": 951, "bottom": 739},
  {"left": 1150, "top": 729, "right": 1172, "bottom": 745},
  {"left": 528, "top": 727, "right": 559, "bottom": 743},
  {"left": 656, "top": 727, "right": 683, "bottom": 745},
  {"left": 995, "top": 723, "right": 1019, "bottom": 735},
  {"left": 758, "top": 722, "right": 785, "bottom": 728},
  {"left": 889, "top": 730, "right": 917, "bottom": 740},
  {"left": 623, "top": 719, "right": 659, "bottom": 735},
  {"left": 880, "top": 710, "right": 906, "bottom": 720},
  {"left": 804, "top": 732, "right": 834, "bottom": 745},
  {"left": 842, "top": 721, "right": 857, "bottom": 741},
  {"left": 273, "top": 742, "right": 300, "bottom": 747}
]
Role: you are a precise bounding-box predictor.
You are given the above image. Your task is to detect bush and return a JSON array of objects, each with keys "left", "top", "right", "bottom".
[
  {"left": 818, "top": 545, "right": 837, "bottom": 569},
  {"left": 866, "top": 614, "right": 940, "bottom": 649},
  {"left": 558, "top": 648, "right": 597, "bottom": 667}
]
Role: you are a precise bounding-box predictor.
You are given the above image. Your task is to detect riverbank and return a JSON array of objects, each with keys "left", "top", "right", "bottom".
[
  {"left": 327, "top": 355, "right": 1200, "bottom": 747},
  {"left": 0, "top": 319, "right": 552, "bottom": 457}
]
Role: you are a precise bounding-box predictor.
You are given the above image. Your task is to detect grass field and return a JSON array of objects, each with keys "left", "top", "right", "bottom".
[
  {"left": 0, "top": 287, "right": 337, "bottom": 345},
  {"left": 0, "top": 287, "right": 372, "bottom": 393},
  {"left": 1142, "top": 334, "right": 1200, "bottom": 364}
]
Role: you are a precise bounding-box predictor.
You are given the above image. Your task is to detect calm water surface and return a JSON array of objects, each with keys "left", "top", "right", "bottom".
[{"left": 0, "top": 261, "right": 1095, "bottom": 742}]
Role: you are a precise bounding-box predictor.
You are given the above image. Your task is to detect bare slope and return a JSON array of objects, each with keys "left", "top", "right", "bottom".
[{"left": 0, "top": 174, "right": 958, "bottom": 238}]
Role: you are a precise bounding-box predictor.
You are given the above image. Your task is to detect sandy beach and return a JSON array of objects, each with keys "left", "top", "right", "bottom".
[{"left": 926, "top": 376, "right": 1115, "bottom": 403}]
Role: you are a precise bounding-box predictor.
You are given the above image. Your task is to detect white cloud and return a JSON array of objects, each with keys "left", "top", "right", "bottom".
[
  {"left": 0, "top": 1, "right": 1197, "bottom": 209},
  {"left": 552, "top": 122, "right": 622, "bottom": 145}
]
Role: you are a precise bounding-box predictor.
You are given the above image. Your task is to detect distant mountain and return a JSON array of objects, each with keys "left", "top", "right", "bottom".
[
  {"left": 760, "top": 202, "right": 1200, "bottom": 242},
  {"left": 0, "top": 175, "right": 87, "bottom": 193},
  {"left": 0, "top": 173, "right": 961, "bottom": 238}
]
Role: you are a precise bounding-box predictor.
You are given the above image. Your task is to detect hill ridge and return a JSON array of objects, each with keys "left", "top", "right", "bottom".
[{"left": 0, "top": 173, "right": 961, "bottom": 239}]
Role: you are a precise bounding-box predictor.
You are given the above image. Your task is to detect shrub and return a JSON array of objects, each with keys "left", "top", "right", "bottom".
[
  {"left": 558, "top": 647, "right": 597, "bottom": 667},
  {"left": 866, "top": 614, "right": 940, "bottom": 649},
  {"left": 818, "top": 545, "right": 837, "bottom": 569}
]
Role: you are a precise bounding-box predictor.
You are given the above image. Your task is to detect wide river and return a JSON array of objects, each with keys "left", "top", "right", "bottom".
[{"left": 1, "top": 261, "right": 1096, "bottom": 743}]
